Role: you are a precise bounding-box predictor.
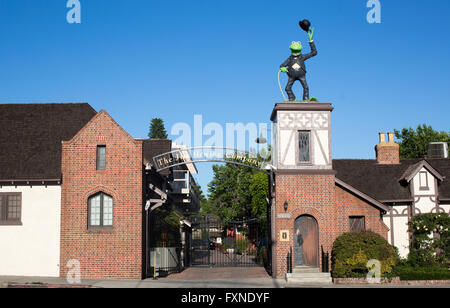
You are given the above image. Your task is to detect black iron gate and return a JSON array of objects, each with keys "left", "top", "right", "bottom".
[{"left": 189, "top": 214, "right": 268, "bottom": 268}]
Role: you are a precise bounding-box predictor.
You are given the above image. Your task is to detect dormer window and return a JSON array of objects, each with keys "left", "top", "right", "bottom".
[{"left": 419, "top": 171, "right": 429, "bottom": 190}]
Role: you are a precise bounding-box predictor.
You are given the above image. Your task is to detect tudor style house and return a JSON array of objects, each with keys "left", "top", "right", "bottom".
[
  {"left": 334, "top": 136, "right": 450, "bottom": 258},
  {"left": 0, "top": 103, "right": 97, "bottom": 277},
  {"left": 271, "top": 102, "right": 450, "bottom": 279}
]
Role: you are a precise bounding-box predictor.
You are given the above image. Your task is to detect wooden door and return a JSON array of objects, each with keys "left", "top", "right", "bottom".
[{"left": 294, "top": 215, "right": 319, "bottom": 267}]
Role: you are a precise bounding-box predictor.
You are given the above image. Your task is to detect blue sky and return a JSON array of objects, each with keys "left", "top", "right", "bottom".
[{"left": 1, "top": 0, "right": 449, "bottom": 194}]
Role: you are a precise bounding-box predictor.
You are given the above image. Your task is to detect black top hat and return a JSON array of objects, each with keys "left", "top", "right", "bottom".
[{"left": 299, "top": 19, "right": 311, "bottom": 32}]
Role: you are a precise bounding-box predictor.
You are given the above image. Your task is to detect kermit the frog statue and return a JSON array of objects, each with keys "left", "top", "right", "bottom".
[{"left": 280, "top": 28, "right": 317, "bottom": 101}]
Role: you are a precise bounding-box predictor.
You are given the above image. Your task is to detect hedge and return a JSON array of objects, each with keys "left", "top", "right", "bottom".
[
  {"left": 331, "top": 231, "right": 399, "bottom": 278},
  {"left": 392, "top": 265, "right": 450, "bottom": 281}
]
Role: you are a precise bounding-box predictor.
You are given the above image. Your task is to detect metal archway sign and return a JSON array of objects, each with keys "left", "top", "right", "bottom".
[{"left": 152, "top": 146, "right": 271, "bottom": 175}]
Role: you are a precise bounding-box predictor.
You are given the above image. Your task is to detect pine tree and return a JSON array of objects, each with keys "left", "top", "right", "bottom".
[{"left": 148, "top": 118, "right": 168, "bottom": 139}]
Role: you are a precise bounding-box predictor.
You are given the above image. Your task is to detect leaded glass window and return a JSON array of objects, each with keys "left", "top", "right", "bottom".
[
  {"left": 0, "top": 193, "right": 22, "bottom": 225},
  {"left": 103, "top": 195, "right": 113, "bottom": 226},
  {"left": 97, "top": 146, "right": 106, "bottom": 170},
  {"left": 298, "top": 131, "right": 311, "bottom": 163},
  {"left": 90, "top": 194, "right": 101, "bottom": 226},
  {"left": 7, "top": 195, "right": 21, "bottom": 220},
  {"left": 89, "top": 193, "right": 113, "bottom": 228}
]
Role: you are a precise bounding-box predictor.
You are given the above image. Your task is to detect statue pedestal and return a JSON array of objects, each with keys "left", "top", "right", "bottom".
[{"left": 271, "top": 102, "right": 334, "bottom": 172}]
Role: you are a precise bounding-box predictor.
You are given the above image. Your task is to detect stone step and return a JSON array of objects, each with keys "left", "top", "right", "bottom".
[
  {"left": 286, "top": 271, "right": 333, "bottom": 286},
  {"left": 288, "top": 272, "right": 331, "bottom": 278},
  {"left": 292, "top": 266, "right": 320, "bottom": 273},
  {"left": 286, "top": 282, "right": 333, "bottom": 288},
  {"left": 287, "top": 276, "right": 333, "bottom": 284}
]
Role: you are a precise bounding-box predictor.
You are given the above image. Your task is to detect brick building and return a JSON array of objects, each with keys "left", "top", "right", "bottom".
[
  {"left": 0, "top": 102, "right": 449, "bottom": 281},
  {"left": 0, "top": 103, "right": 199, "bottom": 279},
  {"left": 270, "top": 102, "right": 450, "bottom": 279},
  {"left": 60, "top": 110, "right": 144, "bottom": 280}
]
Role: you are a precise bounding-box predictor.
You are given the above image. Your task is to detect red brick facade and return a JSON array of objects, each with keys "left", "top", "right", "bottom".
[
  {"left": 376, "top": 144, "right": 400, "bottom": 165},
  {"left": 335, "top": 185, "right": 389, "bottom": 238},
  {"left": 272, "top": 172, "right": 389, "bottom": 278},
  {"left": 60, "top": 110, "right": 143, "bottom": 280}
]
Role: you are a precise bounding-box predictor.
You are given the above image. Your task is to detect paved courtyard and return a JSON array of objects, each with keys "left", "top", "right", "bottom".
[{"left": 166, "top": 267, "right": 270, "bottom": 280}]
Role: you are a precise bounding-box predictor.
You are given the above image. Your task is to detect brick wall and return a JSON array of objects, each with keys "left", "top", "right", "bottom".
[
  {"left": 273, "top": 172, "right": 388, "bottom": 278},
  {"left": 335, "top": 185, "right": 389, "bottom": 239},
  {"left": 60, "top": 110, "right": 143, "bottom": 280},
  {"left": 273, "top": 173, "right": 336, "bottom": 278},
  {"left": 376, "top": 144, "right": 400, "bottom": 164}
]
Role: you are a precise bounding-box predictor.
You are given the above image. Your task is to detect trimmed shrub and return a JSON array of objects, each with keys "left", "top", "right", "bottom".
[
  {"left": 332, "top": 231, "right": 399, "bottom": 278},
  {"left": 392, "top": 264, "right": 450, "bottom": 281}
]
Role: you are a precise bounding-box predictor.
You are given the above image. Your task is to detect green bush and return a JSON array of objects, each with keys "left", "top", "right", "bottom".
[
  {"left": 258, "top": 246, "right": 268, "bottom": 266},
  {"left": 236, "top": 237, "right": 252, "bottom": 255},
  {"left": 408, "top": 213, "right": 450, "bottom": 267},
  {"left": 331, "top": 231, "right": 399, "bottom": 278},
  {"left": 392, "top": 264, "right": 450, "bottom": 280}
]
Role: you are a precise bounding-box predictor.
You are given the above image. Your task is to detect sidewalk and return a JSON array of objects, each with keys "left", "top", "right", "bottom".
[{"left": 0, "top": 275, "right": 286, "bottom": 288}]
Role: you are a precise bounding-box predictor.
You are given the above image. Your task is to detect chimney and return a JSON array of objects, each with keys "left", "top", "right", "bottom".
[{"left": 375, "top": 132, "right": 400, "bottom": 164}]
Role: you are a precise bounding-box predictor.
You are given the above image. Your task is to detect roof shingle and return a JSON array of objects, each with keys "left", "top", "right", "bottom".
[
  {"left": 333, "top": 158, "right": 450, "bottom": 202},
  {"left": 0, "top": 103, "right": 97, "bottom": 181}
]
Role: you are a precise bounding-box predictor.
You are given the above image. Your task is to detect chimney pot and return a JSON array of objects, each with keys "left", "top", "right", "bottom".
[
  {"left": 388, "top": 132, "right": 395, "bottom": 143},
  {"left": 379, "top": 132, "right": 386, "bottom": 143}
]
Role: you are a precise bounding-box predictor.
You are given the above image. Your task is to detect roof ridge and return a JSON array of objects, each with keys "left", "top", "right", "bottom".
[{"left": 0, "top": 102, "right": 89, "bottom": 105}]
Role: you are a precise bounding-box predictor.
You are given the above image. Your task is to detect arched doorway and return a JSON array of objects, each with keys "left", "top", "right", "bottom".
[{"left": 294, "top": 215, "right": 319, "bottom": 267}]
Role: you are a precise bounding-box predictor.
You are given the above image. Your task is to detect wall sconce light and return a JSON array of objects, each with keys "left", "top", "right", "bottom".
[{"left": 284, "top": 200, "right": 288, "bottom": 212}]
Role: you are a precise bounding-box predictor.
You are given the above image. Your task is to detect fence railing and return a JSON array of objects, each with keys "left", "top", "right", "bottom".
[
  {"left": 287, "top": 246, "right": 293, "bottom": 274},
  {"left": 321, "top": 245, "right": 329, "bottom": 273}
]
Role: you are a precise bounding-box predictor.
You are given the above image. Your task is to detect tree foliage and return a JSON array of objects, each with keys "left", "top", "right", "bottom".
[
  {"left": 202, "top": 155, "right": 269, "bottom": 223},
  {"left": 192, "top": 183, "right": 206, "bottom": 203},
  {"left": 148, "top": 118, "right": 168, "bottom": 139},
  {"left": 407, "top": 213, "right": 450, "bottom": 267},
  {"left": 394, "top": 124, "right": 449, "bottom": 159}
]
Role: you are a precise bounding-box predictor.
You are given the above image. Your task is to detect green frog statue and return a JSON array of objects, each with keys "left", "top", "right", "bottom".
[{"left": 280, "top": 22, "right": 317, "bottom": 102}]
